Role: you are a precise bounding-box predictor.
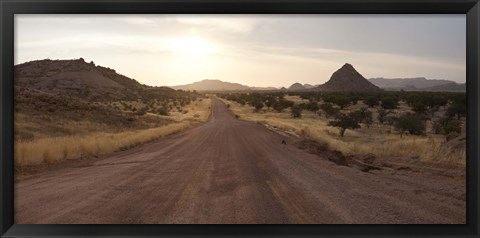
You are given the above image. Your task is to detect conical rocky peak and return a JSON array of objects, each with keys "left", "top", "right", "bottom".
[
  {"left": 316, "top": 63, "right": 382, "bottom": 92},
  {"left": 340, "top": 63, "right": 355, "bottom": 70}
]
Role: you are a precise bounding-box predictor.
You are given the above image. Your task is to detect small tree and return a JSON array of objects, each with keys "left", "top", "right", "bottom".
[
  {"left": 394, "top": 113, "right": 426, "bottom": 137},
  {"left": 291, "top": 105, "right": 302, "bottom": 118},
  {"left": 328, "top": 112, "right": 361, "bottom": 137}
]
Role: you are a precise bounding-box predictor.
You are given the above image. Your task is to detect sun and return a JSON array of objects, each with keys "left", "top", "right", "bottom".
[{"left": 170, "top": 37, "right": 213, "bottom": 58}]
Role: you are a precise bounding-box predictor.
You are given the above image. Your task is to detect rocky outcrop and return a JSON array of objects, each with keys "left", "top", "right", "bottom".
[{"left": 316, "top": 63, "right": 382, "bottom": 92}]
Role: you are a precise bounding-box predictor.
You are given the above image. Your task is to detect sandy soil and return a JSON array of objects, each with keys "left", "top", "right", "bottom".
[{"left": 14, "top": 98, "right": 465, "bottom": 224}]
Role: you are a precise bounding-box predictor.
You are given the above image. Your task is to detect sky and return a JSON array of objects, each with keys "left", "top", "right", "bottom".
[{"left": 15, "top": 15, "right": 466, "bottom": 87}]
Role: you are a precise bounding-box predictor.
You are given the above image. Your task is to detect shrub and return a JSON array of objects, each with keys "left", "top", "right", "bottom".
[
  {"left": 377, "top": 108, "right": 390, "bottom": 124},
  {"left": 433, "top": 117, "right": 462, "bottom": 135},
  {"left": 305, "top": 101, "right": 319, "bottom": 112},
  {"left": 134, "top": 107, "right": 148, "bottom": 116},
  {"left": 443, "top": 120, "right": 462, "bottom": 134},
  {"left": 447, "top": 103, "right": 466, "bottom": 119},
  {"left": 291, "top": 105, "right": 302, "bottom": 118},
  {"left": 320, "top": 103, "right": 339, "bottom": 118},
  {"left": 394, "top": 113, "right": 426, "bottom": 137},
  {"left": 364, "top": 96, "right": 379, "bottom": 107},
  {"left": 385, "top": 115, "right": 397, "bottom": 126},
  {"left": 381, "top": 97, "right": 399, "bottom": 109},
  {"left": 156, "top": 107, "right": 169, "bottom": 116},
  {"left": 273, "top": 101, "right": 285, "bottom": 112},
  {"left": 252, "top": 100, "right": 264, "bottom": 112},
  {"left": 331, "top": 96, "right": 350, "bottom": 109},
  {"left": 363, "top": 110, "right": 373, "bottom": 128},
  {"left": 264, "top": 99, "right": 274, "bottom": 110},
  {"left": 411, "top": 102, "right": 428, "bottom": 114}
]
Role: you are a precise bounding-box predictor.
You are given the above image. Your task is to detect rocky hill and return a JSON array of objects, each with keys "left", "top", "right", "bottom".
[
  {"left": 14, "top": 58, "right": 200, "bottom": 141},
  {"left": 316, "top": 63, "right": 382, "bottom": 92},
  {"left": 288, "top": 83, "right": 307, "bottom": 91},
  {"left": 14, "top": 58, "right": 186, "bottom": 101}
]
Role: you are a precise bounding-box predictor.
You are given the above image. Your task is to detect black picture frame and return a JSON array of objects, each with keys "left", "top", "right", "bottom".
[{"left": 1, "top": 0, "right": 479, "bottom": 237}]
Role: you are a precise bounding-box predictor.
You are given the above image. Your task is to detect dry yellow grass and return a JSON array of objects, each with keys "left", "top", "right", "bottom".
[
  {"left": 15, "top": 98, "right": 211, "bottom": 166},
  {"left": 152, "top": 98, "right": 212, "bottom": 122},
  {"left": 221, "top": 98, "right": 460, "bottom": 163},
  {"left": 284, "top": 95, "right": 309, "bottom": 104}
]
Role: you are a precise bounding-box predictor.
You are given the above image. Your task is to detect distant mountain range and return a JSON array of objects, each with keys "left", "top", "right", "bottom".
[
  {"left": 421, "top": 82, "right": 466, "bottom": 92},
  {"left": 171, "top": 80, "right": 318, "bottom": 92},
  {"left": 169, "top": 67, "right": 465, "bottom": 92},
  {"left": 169, "top": 64, "right": 383, "bottom": 92},
  {"left": 368, "top": 77, "right": 465, "bottom": 92},
  {"left": 170, "top": 79, "right": 251, "bottom": 91},
  {"left": 16, "top": 58, "right": 464, "bottom": 94},
  {"left": 171, "top": 79, "right": 280, "bottom": 91}
]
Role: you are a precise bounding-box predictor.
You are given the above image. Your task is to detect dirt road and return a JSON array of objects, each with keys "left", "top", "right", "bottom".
[{"left": 15, "top": 98, "right": 465, "bottom": 224}]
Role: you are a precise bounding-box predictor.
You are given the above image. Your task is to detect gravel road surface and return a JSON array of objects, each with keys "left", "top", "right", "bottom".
[{"left": 15, "top": 98, "right": 465, "bottom": 224}]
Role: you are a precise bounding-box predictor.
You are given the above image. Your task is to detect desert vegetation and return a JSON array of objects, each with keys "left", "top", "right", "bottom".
[
  {"left": 15, "top": 97, "right": 211, "bottom": 167},
  {"left": 14, "top": 59, "right": 212, "bottom": 168},
  {"left": 218, "top": 90, "right": 466, "bottom": 165}
]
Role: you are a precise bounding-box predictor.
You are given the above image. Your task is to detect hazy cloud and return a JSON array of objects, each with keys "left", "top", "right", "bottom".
[{"left": 15, "top": 14, "right": 465, "bottom": 87}]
